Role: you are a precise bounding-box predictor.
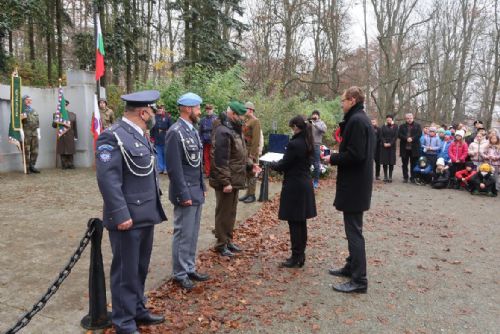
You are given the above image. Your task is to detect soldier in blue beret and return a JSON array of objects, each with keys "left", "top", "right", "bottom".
[
  {"left": 95, "top": 90, "right": 167, "bottom": 334},
  {"left": 165, "top": 92, "right": 210, "bottom": 290}
]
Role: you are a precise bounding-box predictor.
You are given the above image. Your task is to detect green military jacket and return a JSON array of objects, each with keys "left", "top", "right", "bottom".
[{"left": 22, "top": 109, "right": 40, "bottom": 137}]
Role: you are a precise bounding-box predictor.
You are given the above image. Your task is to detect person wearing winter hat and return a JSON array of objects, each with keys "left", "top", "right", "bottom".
[
  {"left": 431, "top": 157, "right": 450, "bottom": 189},
  {"left": 455, "top": 161, "right": 477, "bottom": 190},
  {"left": 422, "top": 126, "right": 441, "bottom": 168},
  {"left": 438, "top": 130, "right": 453, "bottom": 165},
  {"left": 413, "top": 156, "right": 433, "bottom": 185},
  {"left": 469, "top": 163, "right": 497, "bottom": 196},
  {"left": 209, "top": 101, "right": 262, "bottom": 257},
  {"left": 482, "top": 131, "right": 500, "bottom": 192},
  {"left": 437, "top": 128, "right": 446, "bottom": 141},
  {"left": 448, "top": 129, "right": 469, "bottom": 188},
  {"left": 468, "top": 132, "right": 489, "bottom": 168}
]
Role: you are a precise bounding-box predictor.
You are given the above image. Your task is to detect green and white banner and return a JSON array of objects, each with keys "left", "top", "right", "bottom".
[{"left": 8, "top": 74, "right": 23, "bottom": 149}]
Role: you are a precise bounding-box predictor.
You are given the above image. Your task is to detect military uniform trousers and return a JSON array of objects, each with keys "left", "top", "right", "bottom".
[
  {"left": 108, "top": 226, "right": 154, "bottom": 334},
  {"left": 214, "top": 189, "right": 239, "bottom": 248},
  {"left": 24, "top": 135, "right": 39, "bottom": 167},
  {"left": 172, "top": 204, "right": 202, "bottom": 280},
  {"left": 245, "top": 170, "right": 257, "bottom": 196}
]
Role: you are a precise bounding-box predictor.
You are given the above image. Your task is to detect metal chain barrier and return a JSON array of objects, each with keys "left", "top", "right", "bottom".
[{"left": 4, "top": 223, "right": 96, "bottom": 334}]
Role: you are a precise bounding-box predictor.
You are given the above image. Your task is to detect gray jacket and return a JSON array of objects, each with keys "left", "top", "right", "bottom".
[
  {"left": 311, "top": 119, "right": 327, "bottom": 145},
  {"left": 95, "top": 120, "right": 167, "bottom": 230},
  {"left": 165, "top": 119, "right": 206, "bottom": 206}
]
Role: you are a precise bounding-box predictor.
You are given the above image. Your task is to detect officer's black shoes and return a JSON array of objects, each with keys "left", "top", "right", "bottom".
[
  {"left": 243, "top": 195, "right": 256, "bottom": 203},
  {"left": 238, "top": 194, "right": 249, "bottom": 201},
  {"left": 216, "top": 245, "right": 235, "bottom": 257},
  {"left": 328, "top": 267, "right": 352, "bottom": 277},
  {"left": 227, "top": 242, "right": 242, "bottom": 253},
  {"left": 280, "top": 256, "right": 305, "bottom": 268},
  {"left": 188, "top": 271, "right": 210, "bottom": 281},
  {"left": 29, "top": 166, "right": 40, "bottom": 173},
  {"left": 136, "top": 313, "right": 165, "bottom": 326},
  {"left": 332, "top": 281, "right": 367, "bottom": 294},
  {"left": 174, "top": 277, "right": 195, "bottom": 290}
]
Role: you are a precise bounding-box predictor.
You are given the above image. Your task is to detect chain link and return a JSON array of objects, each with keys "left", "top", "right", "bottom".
[{"left": 4, "top": 223, "right": 96, "bottom": 334}]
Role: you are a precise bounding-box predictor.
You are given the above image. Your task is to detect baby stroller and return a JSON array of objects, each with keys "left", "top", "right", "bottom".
[{"left": 413, "top": 156, "right": 433, "bottom": 185}]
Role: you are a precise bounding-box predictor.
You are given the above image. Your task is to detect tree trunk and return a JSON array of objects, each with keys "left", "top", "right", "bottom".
[
  {"left": 28, "top": 17, "right": 36, "bottom": 71},
  {"left": 56, "top": 0, "right": 63, "bottom": 80}
]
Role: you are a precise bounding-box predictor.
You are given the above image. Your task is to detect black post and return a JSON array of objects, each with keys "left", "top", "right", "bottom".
[
  {"left": 258, "top": 162, "right": 270, "bottom": 202},
  {"left": 80, "top": 218, "right": 112, "bottom": 330}
]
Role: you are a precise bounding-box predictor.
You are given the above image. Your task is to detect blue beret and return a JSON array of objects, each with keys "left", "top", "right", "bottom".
[
  {"left": 177, "top": 92, "right": 202, "bottom": 107},
  {"left": 121, "top": 90, "right": 160, "bottom": 108}
]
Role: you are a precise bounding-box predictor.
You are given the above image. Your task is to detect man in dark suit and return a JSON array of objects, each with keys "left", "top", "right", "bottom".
[
  {"left": 52, "top": 100, "right": 78, "bottom": 169},
  {"left": 95, "top": 90, "right": 166, "bottom": 334},
  {"left": 150, "top": 105, "right": 171, "bottom": 174},
  {"left": 323, "top": 86, "right": 375, "bottom": 294},
  {"left": 165, "top": 92, "right": 210, "bottom": 290},
  {"left": 398, "top": 113, "right": 422, "bottom": 183}
]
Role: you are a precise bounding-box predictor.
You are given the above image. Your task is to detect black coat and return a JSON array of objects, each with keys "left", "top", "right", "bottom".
[
  {"left": 270, "top": 131, "right": 317, "bottom": 221},
  {"left": 379, "top": 124, "right": 398, "bottom": 165},
  {"left": 398, "top": 122, "right": 422, "bottom": 157},
  {"left": 330, "top": 102, "right": 375, "bottom": 213},
  {"left": 373, "top": 126, "right": 381, "bottom": 163}
]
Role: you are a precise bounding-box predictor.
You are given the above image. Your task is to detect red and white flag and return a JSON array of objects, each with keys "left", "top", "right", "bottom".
[
  {"left": 95, "top": 15, "right": 105, "bottom": 80},
  {"left": 91, "top": 95, "right": 102, "bottom": 148}
]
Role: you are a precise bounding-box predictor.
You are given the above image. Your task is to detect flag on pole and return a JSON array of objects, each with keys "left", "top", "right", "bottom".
[
  {"left": 91, "top": 94, "right": 102, "bottom": 148},
  {"left": 54, "top": 84, "right": 71, "bottom": 137},
  {"left": 95, "top": 15, "right": 105, "bottom": 80},
  {"left": 8, "top": 72, "right": 23, "bottom": 149}
]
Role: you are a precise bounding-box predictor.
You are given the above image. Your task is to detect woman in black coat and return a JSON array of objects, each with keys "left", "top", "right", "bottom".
[
  {"left": 379, "top": 115, "right": 398, "bottom": 182},
  {"left": 270, "top": 115, "right": 317, "bottom": 268}
]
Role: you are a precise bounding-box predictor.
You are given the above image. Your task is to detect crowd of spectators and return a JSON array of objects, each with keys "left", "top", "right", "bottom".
[{"left": 372, "top": 116, "right": 499, "bottom": 197}]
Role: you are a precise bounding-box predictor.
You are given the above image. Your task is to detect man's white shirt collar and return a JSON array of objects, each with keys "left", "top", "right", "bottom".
[{"left": 122, "top": 117, "right": 144, "bottom": 136}]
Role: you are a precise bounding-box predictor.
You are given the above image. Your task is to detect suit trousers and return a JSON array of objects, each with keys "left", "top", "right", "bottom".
[
  {"left": 401, "top": 151, "right": 418, "bottom": 180},
  {"left": 215, "top": 189, "right": 239, "bottom": 248},
  {"left": 108, "top": 226, "right": 154, "bottom": 333},
  {"left": 288, "top": 220, "right": 307, "bottom": 260},
  {"left": 343, "top": 212, "right": 367, "bottom": 285},
  {"left": 172, "top": 205, "right": 202, "bottom": 280}
]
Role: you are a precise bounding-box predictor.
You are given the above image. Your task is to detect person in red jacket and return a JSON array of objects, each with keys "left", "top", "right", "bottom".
[
  {"left": 448, "top": 129, "right": 469, "bottom": 188},
  {"left": 454, "top": 161, "right": 476, "bottom": 190}
]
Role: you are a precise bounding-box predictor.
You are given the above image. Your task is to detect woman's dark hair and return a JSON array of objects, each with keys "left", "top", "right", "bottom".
[{"left": 289, "top": 115, "right": 314, "bottom": 156}]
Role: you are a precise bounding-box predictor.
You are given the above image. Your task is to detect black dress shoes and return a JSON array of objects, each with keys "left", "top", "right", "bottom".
[
  {"left": 243, "top": 195, "right": 256, "bottom": 203},
  {"left": 174, "top": 277, "right": 195, "bottom": 290},
  {"left": 136, "top": 313, "right": 165, "bottom": 326},
  {"left": 29, "top": 166, "right": 40, "bottom": 173},
  {"left": 280, "top": 256, "right": 305, "bottom": 268},
  {"left": 332, "top": 281, "right": 367, "bottom": 294},
  {"left": 216, "top": 245, "right": 234, "bottom": 257},
  {"left": 227, "top": 242, "right": 242, "bottom": 253},
  {"left": 328, "top": 267, "right": 351, "bottom": 277},
  {"left": 188, "top": 271, "right": 210, "bottom": 281},
  {"left": 239, "top": 194, "right": 249, "bottom": 201}
]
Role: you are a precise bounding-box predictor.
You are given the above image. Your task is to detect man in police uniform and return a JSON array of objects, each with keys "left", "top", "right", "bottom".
[
  {"left": 98, "top": 97, "right": 116, "bottom": 129},
  {"left": 165, "top": 92, "right": 210, "bottom": 290},
  {"left": 21, "top": 95, "right": 40, "bottom": 173},
  {"left": 95, "top": 90, "right": 166, "bottom": 334}
]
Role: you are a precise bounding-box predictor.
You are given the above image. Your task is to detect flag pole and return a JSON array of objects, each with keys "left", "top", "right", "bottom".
[
  {"left": 94, "top": 3, "right": 100, "bottom": 100},
  {"left": 55, "top": 78, "right": 62, "bottom": 169},
  {"left": 13, "top": 68, "right": 28, "bottom": 175}
]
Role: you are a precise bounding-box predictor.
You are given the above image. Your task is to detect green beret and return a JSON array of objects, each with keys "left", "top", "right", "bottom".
[{"left": 229, "top": 101, "right": 246, "bottom": 115}]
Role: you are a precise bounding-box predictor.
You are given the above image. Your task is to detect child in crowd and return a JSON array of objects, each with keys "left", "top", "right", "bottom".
[
  {"left": 469, "top": 163, "right": 497, "bottom": 197},
  {"left": 454, "top": 161, "right": 476, "bottom": 191},
  {"left": 439, "top": 130, "right": 453, "bottom": 163},
  {"left": 482, "top": 131, "right": 500, "bottom": 192},
  {"left": 448, "top": 129, "right": 468, "bottom": 187},
  {"left": 413, "top": 156, "right": 433, "bottom": 185},
  {"left": 431, "top": 158, "right": 450, "bottom": 189},
  {"left": 422, "top": 127, "right": 442, "bottom": 168},
  {"left": 468, "top": 132, "right": 489, "bottom": 168}
]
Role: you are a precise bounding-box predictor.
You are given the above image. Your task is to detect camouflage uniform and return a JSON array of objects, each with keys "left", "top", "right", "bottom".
[
  {"left": 22, "top": 108, "right": 40, "bottom": 171},
  {"left": 100, "top": 107, "right": 116, "bottom": 129}
]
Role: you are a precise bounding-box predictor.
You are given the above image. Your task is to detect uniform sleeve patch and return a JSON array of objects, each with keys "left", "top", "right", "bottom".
[
  {"left": 98, "top": 149, "right": 112, "bottom": 163},
  {"left": 97, "top": 144, "right": 114, "bottom": 151}
]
